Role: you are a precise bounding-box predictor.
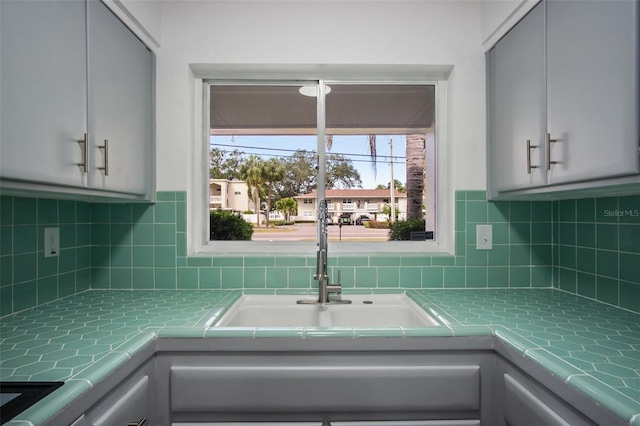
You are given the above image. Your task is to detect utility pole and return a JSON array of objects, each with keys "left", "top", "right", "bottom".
[{"left": 389, "top": 139, "right": 395, "bottom": 223}]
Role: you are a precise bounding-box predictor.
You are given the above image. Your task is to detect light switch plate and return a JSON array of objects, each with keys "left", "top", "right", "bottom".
[{"left": 476, "top": 224, "right": 493, "bottom": 250}]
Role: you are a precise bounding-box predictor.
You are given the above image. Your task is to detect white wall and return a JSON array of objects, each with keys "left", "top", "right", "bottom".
[{"left": 155, "top": 0, "right": 487, "bottom": 193}]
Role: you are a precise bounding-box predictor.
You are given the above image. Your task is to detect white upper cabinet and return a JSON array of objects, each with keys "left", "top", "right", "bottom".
[
  {"left": 487, "top": 0, "right": 639, "bottom": 199},
  {"left": 87, "top": 0, "right": 154, "bottom": 197},
  {"left": 546, "top": 0, "right": 639, "bottom": 185},
  {"left": 0, "top": 0, "right": 155, "bottom": 201},
  {"left": 1, "top": 0, "right": 88, "bottom": 188},
  {"left": 487, "top": 2, "right": 546, "bottom": 192}
]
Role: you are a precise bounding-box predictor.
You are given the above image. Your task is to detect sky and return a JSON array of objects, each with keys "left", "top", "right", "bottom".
[{"left": 210, "top": 134, "right": 407, "bottom": 189}]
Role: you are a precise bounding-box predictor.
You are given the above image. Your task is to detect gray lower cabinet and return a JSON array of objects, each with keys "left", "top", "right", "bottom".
[
  {"left": 157, "top": 339, "right": 492, "bottom": 425},
  {"left": 502, "top": 374, "right": 572, "bottom": 426},
  {"left": 86, "top": 375, "right": 149, "bottom": 426},
  {"left": 57, "top": 338, "right": 627, "bottom": 426},
  {"left": 331, "top": 422, "right": 479, "bottom": 426},
  {"left": 171, "top": 422, "right": 479, "bottom": 426},
  {"left": 170, "top": 365, "right": 480, "bottom": 415},
  {"left": 492, "top": 355, "right": 597, "bottom": 426},
  {"left": 61, "top": 353, "right": 157, "bottom": 426}
]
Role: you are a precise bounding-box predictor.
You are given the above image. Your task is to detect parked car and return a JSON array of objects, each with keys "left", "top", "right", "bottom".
[
  {"left": 355, "top": 215, "right": 371, "bottom": 225},
  {"left": 338, "top": 213, "right": 353, "bottom": 225}
]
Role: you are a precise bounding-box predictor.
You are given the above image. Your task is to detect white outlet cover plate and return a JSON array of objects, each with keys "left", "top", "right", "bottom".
[
  {"left": 476, "top": 224, "right": 493, "bottom": 250},
  {"left": 44, "top": 227, "right": 60, "bottom": 258}
]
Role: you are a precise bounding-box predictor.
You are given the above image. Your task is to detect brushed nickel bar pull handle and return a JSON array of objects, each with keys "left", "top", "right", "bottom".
[
  {"left": 546, "top": 133, "right": 558, "bottom": 170},
  {"left": 77, "top": 133, "right": 88, "bottom": 173},
  {"left": 526, "top": 139, "right": 538, "bottom": 174},
  {"left": 127, "top": 418, "right": 147, "bottom": 426},
  {"left": 98, "top": 139, "right": 109, "bottom": 176}
]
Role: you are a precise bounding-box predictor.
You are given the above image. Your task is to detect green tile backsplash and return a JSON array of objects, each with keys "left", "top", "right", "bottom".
[
  {"left": 0, "top": 197, "right": 91, "bottom": 317},
  {"left": 1, "top": 191, "right": 638, "bottom": 317},
  {"left": 553, "top": 195, "right": 640, "bottom": 312}
]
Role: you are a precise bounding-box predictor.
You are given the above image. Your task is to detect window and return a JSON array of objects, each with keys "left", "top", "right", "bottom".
[{"left": 195, "top": 70, "right": 449, "bottom": 254}]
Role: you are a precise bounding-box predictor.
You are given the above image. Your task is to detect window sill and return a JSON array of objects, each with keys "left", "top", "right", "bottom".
[{"left": 195, "top": 241, "right": 451, "bottom": 256}]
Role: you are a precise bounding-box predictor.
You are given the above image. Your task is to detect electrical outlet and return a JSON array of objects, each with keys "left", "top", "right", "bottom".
[
  {"left": 44, "top": 227, "right": 59, "bottom": 258},
  {"left": 476, "top": 224, "right": 493, "bottom": 250}
]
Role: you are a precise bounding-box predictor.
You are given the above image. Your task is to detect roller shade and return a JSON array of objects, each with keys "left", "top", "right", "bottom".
[{"left": 210, "top": 84, "right": 435, "bottom": 135}]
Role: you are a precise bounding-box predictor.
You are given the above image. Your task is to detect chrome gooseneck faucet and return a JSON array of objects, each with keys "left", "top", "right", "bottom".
[{"left": 298, "top": 199, "right": 351, "bottom": 305}]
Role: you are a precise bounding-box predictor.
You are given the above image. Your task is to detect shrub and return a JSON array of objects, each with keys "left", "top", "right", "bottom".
[
  {"left": 210, "top": 210, "right": 254, "bottom": 240},
  {"left": 388, "top": 218, "right": 426, "bottom": 241},
  {"left": 364, "top": 221, "right": 389, "bottom": 229}
]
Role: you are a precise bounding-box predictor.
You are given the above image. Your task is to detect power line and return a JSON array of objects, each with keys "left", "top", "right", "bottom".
[
  {"left": 210, "top": 142, "right": 407, "bottom": 161},
  {"left": 210, "top": 146, "right": 406, "bottom": 165}
]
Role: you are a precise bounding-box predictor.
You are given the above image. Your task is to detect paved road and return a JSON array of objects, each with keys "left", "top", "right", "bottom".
[{"left": 252, "top": 222, "right": 389, "bottom": 242}]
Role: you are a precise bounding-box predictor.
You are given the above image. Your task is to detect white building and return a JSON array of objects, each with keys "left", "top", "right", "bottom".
[
  {"left": 294, "top": 189, "right": 407, "bottom": 223},
  {"left": 209, "top": 179, "right": 253, "bottom": 213}
]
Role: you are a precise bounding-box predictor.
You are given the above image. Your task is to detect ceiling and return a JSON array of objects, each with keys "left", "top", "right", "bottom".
[{"left": 210, "top": 84, "right": 435, "bottom": 136}]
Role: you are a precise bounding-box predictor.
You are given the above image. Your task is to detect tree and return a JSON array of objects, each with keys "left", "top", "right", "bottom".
[
  {"left": 239, "top": 155, "right": 265, "bottom": 227},
  {"left": 271, "top": 150, "right": 316, "bottom": 200},
  {"left": 210, "top": 147, "right": 244, "bottom": 179},
  {"left": 326, "top": 154, "right": 362, "bottom": 189},
  {"left": 262, "top": 158, "right": 285, "bottom": 226},
  {"left": 377, "top": 179, "right": 406, "bottom": 193},
  {"left": 381, "top": 203, "right": 399, "bottom": 222},
  {"left": 212, "top": 148, "right": 363, "bottom": 206},
  {"left": 275, "top": 149, "right": 362, "bottom": 199},
  {"left": 405, "top": 134, "right": 425, "bottom": 219},
  {"left": 328, "top": 135, "right": 376, "bottom": 183},
  {"left": 367, "top": 135, "right": 424, "bottom": 218},
  {"left": 275, "top": 197, "right": 297, "bottom": 221}
]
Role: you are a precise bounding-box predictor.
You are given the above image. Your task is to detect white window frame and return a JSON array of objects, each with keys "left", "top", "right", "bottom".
[{"left": 189, "top": 65, "right": 452, "bottom": 255}]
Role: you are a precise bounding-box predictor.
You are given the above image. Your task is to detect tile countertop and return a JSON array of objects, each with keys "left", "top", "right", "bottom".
[{"left": 1, "top": 289, "right": 639, "bottom": 425}]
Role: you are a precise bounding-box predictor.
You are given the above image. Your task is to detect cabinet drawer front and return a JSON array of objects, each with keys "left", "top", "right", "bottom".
[
  {"left": 170, "top": 365, "right": 480, "bottom": 413},
  {"left": 503, "top": 374, "right": 570, "bottom": 426},
  {"left": 331, "top": 422, "right": 480, "bottom": 426}
]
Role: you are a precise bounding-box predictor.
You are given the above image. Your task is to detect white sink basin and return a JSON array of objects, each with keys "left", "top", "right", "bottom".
[{"left": 214, "top": 294, "right": 441, "bottom": 327}]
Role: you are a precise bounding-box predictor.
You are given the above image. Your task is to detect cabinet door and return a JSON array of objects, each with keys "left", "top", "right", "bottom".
[
  {"left": 503, "top": 374, "right": 571, "bottom": 426},
  {"left": 90, "top": 375, "right": 149, "bottom": 426},
  {"left": 487, "top": 2, "right": 546, "bottom": 192},
  {"left": 87, "top": 0, "right": 154, "bottom": 196},
  {"left": 1, "top": 0, "right": 87, "bottom": 188},
  {"left": 546, "top": 0, "right": 639, "bottom": 185}
]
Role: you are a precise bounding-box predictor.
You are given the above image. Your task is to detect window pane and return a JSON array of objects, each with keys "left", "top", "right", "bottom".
[
  {"left": 208, "top": 82, "right": 435, "bottom": 242},
  {"left": 324, "top": 84, "right": 435, "bottom": 241}
]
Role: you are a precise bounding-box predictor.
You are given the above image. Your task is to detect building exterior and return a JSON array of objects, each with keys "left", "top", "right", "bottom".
[
  {"left": 294, "top": 189, "right": 407, "bottom": 223},
  {"left": 211, "top": 180, "right": 406, "bottom": 224},
  {"left": 209, "top": 179, "right": 253, "bottom": 213}
]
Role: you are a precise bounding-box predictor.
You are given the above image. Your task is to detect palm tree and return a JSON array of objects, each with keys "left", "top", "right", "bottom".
[
  {"left": 405, "top": 134, "right": 425, "bottom": 219},
  {"left": 262, "top": 158, "right": 285, "bottom": 226},
  {"left": 275, "top": 197, "right": 297, "bottom": 221},
  {"left": 239, "top": 155, "right": 265, "bottom": 227}
]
